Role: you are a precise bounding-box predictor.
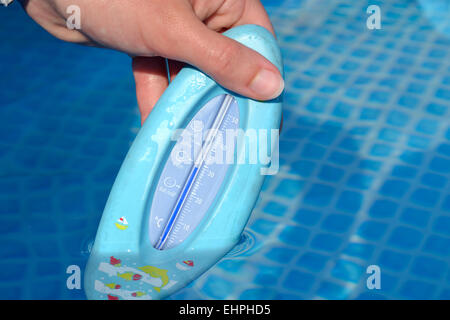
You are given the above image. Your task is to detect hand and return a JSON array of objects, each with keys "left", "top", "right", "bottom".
[{"left": 20, "top": 0, "right": 284, "bottom": 124}]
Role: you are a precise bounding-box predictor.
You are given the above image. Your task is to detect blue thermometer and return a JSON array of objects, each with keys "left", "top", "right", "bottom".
[{"left": 84, "top": 25, "right": 283, "bottom": 300}]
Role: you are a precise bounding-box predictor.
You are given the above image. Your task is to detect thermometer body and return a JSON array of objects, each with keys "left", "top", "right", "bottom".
[{"left": 84, "top": 25, "right": 283, "bottom": 300}]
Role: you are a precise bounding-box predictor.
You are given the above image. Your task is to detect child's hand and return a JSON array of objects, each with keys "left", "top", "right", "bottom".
[{"left": 21, "top": 0, "right": 284, "bottom": 123}]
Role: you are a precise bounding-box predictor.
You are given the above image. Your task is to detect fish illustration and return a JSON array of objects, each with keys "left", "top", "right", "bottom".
[
  {"left": 138, "top": 265, "right": 169, "bottom": 292},
  {"left": 107, "top": 295, "right": 119, "bottom": 300},
  {"left": 110, "top": 256, "right": 121, "bottom": 267},
  {"left": 105, "top": 283, "right": 121, "bottom": 289},
  {"left": 117, "top": 272, "right": 142, "bottom": 281},
  {"left": 131, "top": 291, "right": 147, "bottom": 297},
  {"left": 117, "top": 272, "right": 133, "bottom": 281}
]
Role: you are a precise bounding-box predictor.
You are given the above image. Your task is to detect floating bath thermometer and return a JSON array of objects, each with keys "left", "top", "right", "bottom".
[{"left": 85, "top": 25, "right": 283, "bottom": 300}]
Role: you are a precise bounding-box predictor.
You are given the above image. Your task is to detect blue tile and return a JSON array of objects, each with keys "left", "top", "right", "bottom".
[
  {"left": 416, "top": 119, "right": 439, "bottom": 135},
  {"left": 306, "top": 96, "right": 329, "bottom": 113},
  {"left": 321, "top": 214, "right": 353, "bottom": 233},
  {"left": 283, "top": 270, "right": 315, "bottom": 292},
  {"left": 410, "top": 188, "right": 440, "bottom": 207},
  {"left": 343, "top": 242, "right": 375, "bottom": 260},
  {"left": 1, "top": 263, "right": 27, "bottom": 282},
  {"left": 273, "top": 292, "right": 303, "bottom": 300},
  {"left": 0, "top": 241, "right": 29, "bottom": 260},
  {"left": 437, "top": 143, "right": 450, "bottom": 157},
  {"left": 279, "top": 226, "right": 310, "bottom": 246},
  {"left": 357, "top": 221, "right": 388, "bottom": 241},
  {"left": 328, "top": 151, "right": 355, "bottom": 165},
  {"left": 379, "top": 180, "right": 410, "bottom": 198},
  {"left": 274, "top": 179, "right": 305, "bottom": 199},
  {"left": 369, "top": 199, "right": 398, "bottom": 218},
  {"left": 379, "top": 250, "right": 411, "bottom": 271},
  {"left": 398, "top": 95, "right": 419, "bottom": 109},
  {"left": 378, "top": 128, "right": 402, "bottom": 142},
  {"left": 411, "top": 256, "right": 447, "bottom": 280},
  {"left": 370, "top": 144, "right": 393, "bottom": 157},
  {"left": 310, "top": 233, "right": 342, "bottom": 252},
  {"left": 202, "top": 275, "right": 234, "bottom": 299},
  {"left": 355, "top": 292, "right": 387, "bottom": 300},
  {"left": 296, "top": 252, "right": 329, "bottom": 273},
  {"left": 359, "top": 159, "right": 382, "bottom": 171},
  {"left": 317, "top": 281, "right": 351, "bottom": 299},
  {"left": 253, "top": 264, "right": 285, "bottom": 286},
  {"left": 430, "top": 156, "right": 450, "bottom": 173},
  {"left": 391, "top": 165, "right": 418, "bottom": 179},
  {"left": 301, "top": 143, "right": 327, "bottom": 159},
  {"left": 399, "top": 150, "right": 424, "bottom": 165},
  {"left": 388, "top": 226, "right": 423, "bottom": 250},
  {"left": 217, "top": 260, "right": 245, "bottom": 274},
  {"left": 369, "top": 91, "right": 391, "bottom": 104},
  {"left": 310, "top": 131, "right": 337, "bottom": 146},
  {"left": 31, "top": 280, "right": 62, "bottom": 300},
  {"left": 432, "top": 216, "right": 450, "bottom": 236},
  {"left": 436, "top": 88, "right": 450, "bottom": 100},
  {"left": 265, "top": 247, "right": 298, "bottom": 264},
  {"left": 332, "top": 101, "right": 354, "bottom": 118},
  {"left": 0, "top": 198, "right": 20, "bottom": 215},
  {"left": 347, "top": 173, "right": 374, "bottom": 190},
  {"left": 331, "top": 260, "right": 364, "bottom": 283},
  {"left": 338, "top": 137, "right": 363, "bottom": 152},
  {"left": 239, "top": 288, "right": 277, "bottom": 300},
  {"left": 442, "top": 195, "right": 450, "bottom": 212},
  {"left": 251, "top": 219, "right": 277, "bottom": 235},
  {"left": 303, "top": 184, "right": 335, "bottom": 207},
  {"left": 387, "top": 110, "right": 409, "bottom": 127},
  {"left": 408, "top": 135, "right": 431, "bottom": 149},
  {"left": 420, "top": 173, "right": 447, "bottom": 188},
  {"left": 360, "top": 107, "right": 381, "bottom": 121},
  {"left": 263, "top": 201, "right": 288, "bottom": 217},
  {"left": 336, "top": 190, "right": 363, "bottom": 214},
  {"left": 293, "top": 208, "right": 321, "bottom": 226},
  {"left": 290, "top": 160, "right": 316, "bottom": 177},
  {"left": 318, "top": 165, "right": 345, "bottom": 182},
  {"left": 400, "top": 207, "right": 430, "bottom": 228},
  {"left": 426, "top": 102, "right": 447, "bottom": 116},
  {"left": 423, "top": 235, "right": 450, "bottom": 256},
  {"left": 438, "top": 289, "right": 450, "bottom": 300},
  {"left": 399, "top": 280, "right": 436, "bottom": 300}
]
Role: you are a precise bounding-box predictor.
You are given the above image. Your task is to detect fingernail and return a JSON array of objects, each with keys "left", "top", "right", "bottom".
[{"left": 249, "top": 69, "right": 284, "bottom": 100}]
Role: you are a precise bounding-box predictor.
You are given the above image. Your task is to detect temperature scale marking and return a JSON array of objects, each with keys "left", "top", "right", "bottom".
[{"left": 154, "top": 95, "right": 237, "bottom": 250}]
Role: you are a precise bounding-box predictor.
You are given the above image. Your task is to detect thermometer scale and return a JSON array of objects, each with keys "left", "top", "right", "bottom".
[{"left": 152, "top": 94, "right": 238, "bottom": 250}]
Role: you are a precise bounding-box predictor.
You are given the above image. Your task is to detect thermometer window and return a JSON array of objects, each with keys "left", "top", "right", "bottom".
[{"left": 149, "top": 94, "right": 240, "bottom": 250}]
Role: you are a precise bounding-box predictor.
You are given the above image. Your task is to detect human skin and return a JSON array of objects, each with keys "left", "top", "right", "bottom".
[{"left": 19, "top": 0, "right": 284, "bottom": 124}]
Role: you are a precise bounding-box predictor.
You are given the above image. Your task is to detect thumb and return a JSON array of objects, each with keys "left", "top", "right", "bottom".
[{"left": 164, "top": 20, "right": 284, "bottom": 101}]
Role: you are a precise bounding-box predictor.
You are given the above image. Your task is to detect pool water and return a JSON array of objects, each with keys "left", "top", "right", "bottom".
[{"left": 1, "top": 0, "right": 449, "bottom": 300}]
